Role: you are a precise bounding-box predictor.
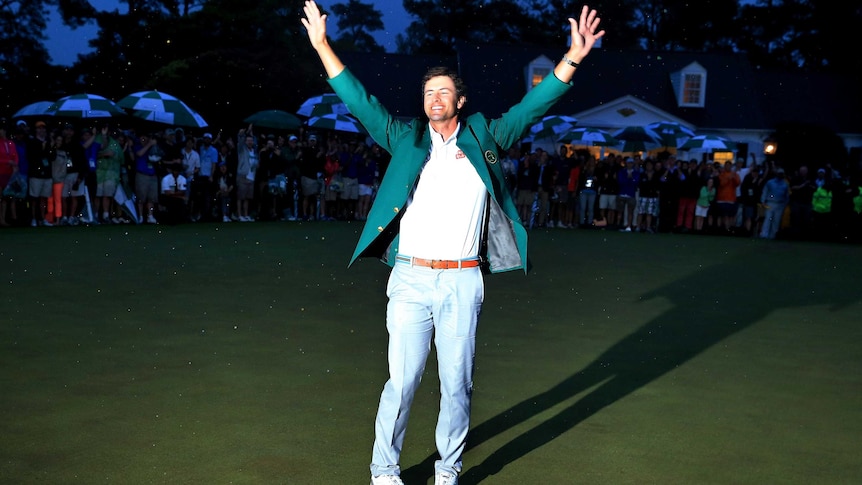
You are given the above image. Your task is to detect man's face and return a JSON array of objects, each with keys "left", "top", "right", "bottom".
[
  {"left": 423, "top": 75, "right": 464, "bottom": 123},
  {"left": 245, "top": 136, "right": 254, "bottom": 148}
]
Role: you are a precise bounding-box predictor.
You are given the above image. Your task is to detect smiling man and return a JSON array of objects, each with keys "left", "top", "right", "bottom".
[{"left": 301, "top": 2, "right": 605, "bottom": 484}]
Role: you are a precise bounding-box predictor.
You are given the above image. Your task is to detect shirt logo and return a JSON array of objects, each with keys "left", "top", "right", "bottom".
[{"left": 455, "top": 150, "right": 466, "bottom": 159}]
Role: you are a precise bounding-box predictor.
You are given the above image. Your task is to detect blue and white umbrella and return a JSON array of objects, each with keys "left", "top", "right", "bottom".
[
  {"left": 612, "top": 125, "right": 662, "bottom": 144},
  {"left": 118, "top": 90, "right": 208, "bottom": 128},
  {"left": 307, "top": 113, "right": 366, "bottom": 134},
  {"left": 558, "top": 127, "right": 618, "bottom": 146},
  {"left": 525, "top": 115, "right": 578, "bottom": 142},
  {"left": 47, "top": 93, "right": 124, "bottom": 118},
  {"left": 297, "top": 93, "right": 349, "bottom": 117},
  {"left": 13, "top": 101, "right": 56, "bottom": 118},
  {"left": 645, "top": 121, "right": 696, "bottom": 148},
  {"left": 678, "top": 134, "right": 736, "bottom": 152}
]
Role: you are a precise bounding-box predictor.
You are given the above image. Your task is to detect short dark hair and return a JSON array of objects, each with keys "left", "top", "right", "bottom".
[{"left": 422, "top": 66, "right": 467, "bottom": 100}]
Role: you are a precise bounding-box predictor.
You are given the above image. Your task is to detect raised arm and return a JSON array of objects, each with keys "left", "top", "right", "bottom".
[
  {"left": 554, "top": 5, "right": 606, "bottom": 83},
  {"left": 301, "top": 0, "right": 345, "bottom": 79}
]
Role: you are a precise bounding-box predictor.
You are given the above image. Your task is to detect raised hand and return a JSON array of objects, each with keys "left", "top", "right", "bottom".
[{"left": 567, "top": 5, "right": 605, "bottom": 63}]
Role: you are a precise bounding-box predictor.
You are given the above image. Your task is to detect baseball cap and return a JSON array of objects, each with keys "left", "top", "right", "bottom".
[
  {"left": 288, "top": 135, "right": 298, "bottom": 142},
  {"left": 35, "top": 121, "right": 47, "bottom": 128},
  {"left": 203, "top": 132, "right": 212, "bottom": 138},
  {"left": 16, "top": 120, "right": 27, "bottom": 127},
  {"left": 165, "top": 128, "right": 176, "bottom": 135},
  {"left": 625, "top": 157, "right": 634, "bottom": 163},
  {"left": 308, "top": 134, "right": 317, "bottom": 141}
]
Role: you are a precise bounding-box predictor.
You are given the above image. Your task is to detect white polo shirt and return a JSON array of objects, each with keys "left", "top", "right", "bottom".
[{"left": 398, "top": 124, "right": 488, "bottom": 260}]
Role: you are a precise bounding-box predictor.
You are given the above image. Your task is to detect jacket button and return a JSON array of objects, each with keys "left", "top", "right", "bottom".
[
  {"left": 393, "top": 207, "right": 399, "bottom": 213},
  {"left": 377, "top": 226, "right": 384, "bottom": 232}
]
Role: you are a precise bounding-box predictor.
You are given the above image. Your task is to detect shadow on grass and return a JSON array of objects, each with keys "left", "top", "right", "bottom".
[{"left": 402, "top": 244, "right": 859, "bottom": 484}]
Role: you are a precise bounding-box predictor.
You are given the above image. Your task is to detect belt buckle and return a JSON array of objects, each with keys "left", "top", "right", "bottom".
[{"left": 430, "top": 259, "right": 446, "bottom": 269}]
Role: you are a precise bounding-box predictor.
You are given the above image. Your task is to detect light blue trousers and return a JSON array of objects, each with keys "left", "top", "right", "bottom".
[{"left": 370, "top": 261, "right": 484, "bottom": 478}]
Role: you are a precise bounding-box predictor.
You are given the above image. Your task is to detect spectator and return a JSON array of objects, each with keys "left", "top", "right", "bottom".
[
  {"left": 695, "top": 176, "right": 716, "bottom": 233},
  {"left": 675, "top": 159, "right": 700, "bottom": 233},
  {"left": 213, "top": 161, "right": 235, "bottom": 222},
  {"left": 577, "top": 157, "right": 598, "bottom": 227},
  {"left": 636, "top": 158, "right": 660, "bottom": 232},
  {"left": 739, "top": 166, "right": 765, "bottom": 236},
  {"left": 235, "top": 127, "right": 258, "bottom": 222},
  {"left": 596, "top": 156, "right": 618, "bottom": 228},
  {"left": 159, "top": 162, "right": 188, "bottom": 224},
  {"left": 355, "top": 144, "right": 377, "bottom": 221},
  {"left": 759, "top": 168, "right": 790, "bottom": 239},
  {"left": 617, "top": 157, "right": 640, "bottom": 231},
  {"left": 195, "top": 132, "right": 218, "bottom": 221},
  {"left": 0, "top": 124, "right": 20, "bottom": 227},
  {"left": 715, "top": 160, "right": 741, "bottom": 233},
  {"left": 133, "top": 132, "right": 162, "bottom": 224},
  {"left": 299, "top": 134, "right": 324, "bottom": 220},
  {"left": 94, "top": 126, "right": 124, "bottom": 224},
  {"left": 515, "top": 151, "right": 538, "bottom": 225},
  {"left": 26, "top": 120, "right": 53, "bottom": 226},
  {"left": 788, "top": 164, "right": 814, "bottom": 238}
]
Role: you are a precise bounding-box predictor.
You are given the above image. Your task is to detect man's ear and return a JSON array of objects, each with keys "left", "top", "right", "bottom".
[{"left": 457, "top": 96, "right": 466, "bottom": 110}]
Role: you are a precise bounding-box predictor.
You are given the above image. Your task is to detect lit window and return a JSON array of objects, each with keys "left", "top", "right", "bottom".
[
  {"left": 532, "top": 68, "right": 550, "bottom": 87},
  {"left": 683, "top": 73, "right": 702, "bottom": 104}
]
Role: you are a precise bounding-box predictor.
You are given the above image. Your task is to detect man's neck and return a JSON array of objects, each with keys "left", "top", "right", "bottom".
[{"left": 429, "top": 117, "right": 460, "bottom": 141}]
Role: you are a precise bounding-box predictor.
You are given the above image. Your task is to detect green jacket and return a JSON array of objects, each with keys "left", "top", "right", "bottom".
[{"left": 328, "top": 68, "right": 571, "bottom": 273}]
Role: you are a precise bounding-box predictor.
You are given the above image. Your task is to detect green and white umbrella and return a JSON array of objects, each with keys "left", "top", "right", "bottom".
[
  {"left": 524, "top": 115, "right": 578, "bottom": 141},
  {"left": 133, "top": 109, "right": 208, "bottom": 128},
  {"left": 678, "top": 134, "right": 736, "bottom": 151},
  {"left": 243, "top": 110, "right": 302, "bottom": 130},
  {"left": 558, "top": 127, "right": 618, "bottom": 146},
  {"left": 118, "top": 90, "right": 208, "bottom": 128},
  {"left": 645, "top": 121, "right": 696, "bottom": 147},
  {"left": 47, "top": 93, "right": 124, "bottom": 118},
  {"left": 13, "top": 100, "right": 56, "bottom": 118},
  {"left": 612, "top": 125, "right": 662, "bottom": 143},
  {"left": 307, "top": 113, "right": 366, "bottom": 134},
  {"left": 297, "top": 93, "right": 348, "bottom": 117}
]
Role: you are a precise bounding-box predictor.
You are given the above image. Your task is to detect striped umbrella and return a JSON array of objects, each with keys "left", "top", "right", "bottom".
[
  {"left": 132, "top": 109, "right": 208, "bottom": 128},
  {"left": 47, "top": 93, "right": 124, "bottom": 118},
  {"left": 678, "top": 134, "right": 736, "bottom": 152},
  {"left": 612, "top": 125, "right": 662, "bottom": 143},
  {"left": 13, "top": 101, "right": 56, "bottom": 118},
  {"left": 645, "top": 121, "right": 696, "bottom": 148},
  {"left": 118, "top": 90, "right": 208, "bottom": 128},
  {"left": 243, "top": 110, "right": 302, "bottom": 130},
  {"left": 558, "top": 127, "right": 618, "bottom": 146},
  {"left": 297, "top": 93, "right": 347, "bottom": 117},
  {"left": 307, "top": 113, "right": 366, "bottom": 134},
  {"left": 525, "top": 115, "right": 578, "bottom": 141}
]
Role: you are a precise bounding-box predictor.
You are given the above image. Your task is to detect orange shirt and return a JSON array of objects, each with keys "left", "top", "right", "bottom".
[{"left": 717, "top": 170, "right": 740, "bottom": 202}]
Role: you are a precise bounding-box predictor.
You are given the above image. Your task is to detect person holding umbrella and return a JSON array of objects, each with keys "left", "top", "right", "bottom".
[{"left": 301, "top": 2, "right": 605, "bottom": 484}]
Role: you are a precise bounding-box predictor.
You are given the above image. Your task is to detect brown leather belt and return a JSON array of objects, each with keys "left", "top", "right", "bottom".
[{"left": 396, "top": 255, "right": 481, "bottom": 269}]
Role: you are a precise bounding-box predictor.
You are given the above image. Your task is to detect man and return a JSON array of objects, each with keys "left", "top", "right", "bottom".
[
  {"left": 196, "top": 132, "right": 218, "bottom": 221},
  {"left": 235, "top": 127, "right": 258, "bottom": 222},
  {"left": 299, "top": 133, "right": 324, "bottom": 220},
  {"left": 715, "top": 160, "right": 741, "bottom": 233},
  {"left": 301, "top": 2, "right": 605, "bottom": 484},
  {"left": 133, "top": 132, "right": 162, "bottom": 224},
  {"left": 26, "top": 120, "right": 54, "bottom": 226},
  {"left": 180, "top": 136, "right": 201, "bottom": 221},
  {"left": 760, "top": 167, "right": 789, "bottom": 239},
  {"left": 159, "top": 161, "right": 188, "bottom": 224},
  {"left": 617, "top": 157, "right": 640, "bottom": 231}
]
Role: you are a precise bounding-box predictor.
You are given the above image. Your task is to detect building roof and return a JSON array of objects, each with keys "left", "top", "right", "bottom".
[{"left": 339, "top": 44, "right": 862, "bottom": 136}]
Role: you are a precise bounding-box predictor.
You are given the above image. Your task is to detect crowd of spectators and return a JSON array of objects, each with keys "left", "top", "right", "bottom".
[
  {"left": 502, "top": 145, "right": 862, "bottom": 243},
  {"left": 0, "top": 118, "right": 389, "bottom": 227},
  {"left": 2, "top": 117, "right": 860, "bottom": 243}
]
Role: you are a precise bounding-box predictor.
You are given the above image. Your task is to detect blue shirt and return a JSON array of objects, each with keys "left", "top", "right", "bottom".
[{"left": 199, "top": 144, "right": 218, "bottom": 177}]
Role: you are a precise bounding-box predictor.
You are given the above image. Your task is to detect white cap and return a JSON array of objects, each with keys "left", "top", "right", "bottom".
[{"left": 203, "top": 132, "right": 212, "bottom": 138}]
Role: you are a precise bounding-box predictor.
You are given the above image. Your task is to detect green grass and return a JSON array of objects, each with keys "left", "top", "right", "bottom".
[{"left": 1, "top": 223, "right": 861, "bottom": 484}]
